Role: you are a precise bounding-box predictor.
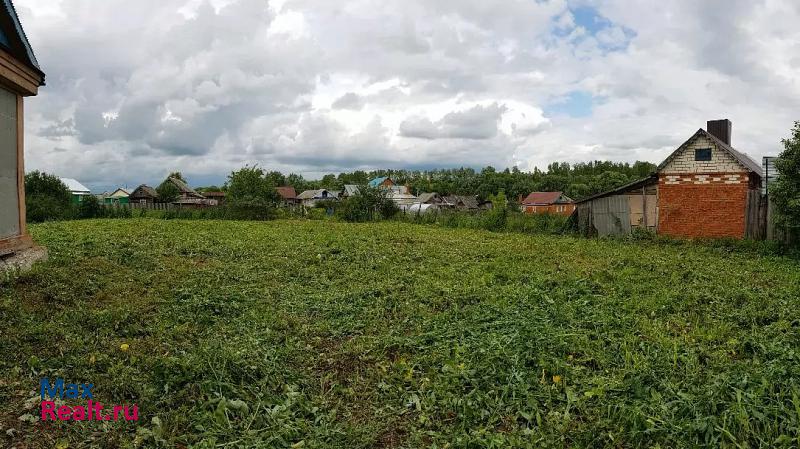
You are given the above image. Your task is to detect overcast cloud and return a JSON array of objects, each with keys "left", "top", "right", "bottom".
[{"left": 15, "top": 0, "right": 800, "bottom": 190}]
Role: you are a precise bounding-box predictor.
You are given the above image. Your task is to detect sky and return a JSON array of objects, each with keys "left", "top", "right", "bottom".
[{"left": 14, "top": 0, "right": 800, "bottom": 191}]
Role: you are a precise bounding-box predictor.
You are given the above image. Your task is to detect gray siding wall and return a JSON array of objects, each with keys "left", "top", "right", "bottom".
[{"left": 0, "top": 87, "right": 19, "bottom": 240}]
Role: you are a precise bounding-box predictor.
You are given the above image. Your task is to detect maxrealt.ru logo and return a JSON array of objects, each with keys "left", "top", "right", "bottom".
[{"left": 39, "top": 378, "right": 138, "bottom": 421}]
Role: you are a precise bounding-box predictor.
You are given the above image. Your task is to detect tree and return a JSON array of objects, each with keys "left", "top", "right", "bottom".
[
  {"left": 168, "top": 172, "right": 186, "bottom": 182},
  {"left": 770, "top": 121, "right": 800, "bottom": 230},
  {"left": 225, "top": 166, "right": 280, "bottom": 219},
  {"left": 337, "top": 186, "right": 396, "bottom": 222},
  {"left": 24, "top": 171, "right": 74, "bottom": 222},
  {"left": 156, "top": 179, "right": 181, "bottom": 203},
  {"left": 77, "top": 194, "right": 103, "bottom": 219}
]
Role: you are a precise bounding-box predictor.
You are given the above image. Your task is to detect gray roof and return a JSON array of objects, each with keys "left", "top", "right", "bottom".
[
  {"left": 130, "top": 184, "right": 158, "bottom": 199},
  {"left": 658, "top": 129, "right": 763, "bottom": 177},
  {"left": 343, "top": 185, "right": 360, "bottom": 196},
  {"left": 417, "top": 192, "right": 440, "bottom": 203},
  {"left": 1, "top": 0, "right": 43, "bottom": 76},
  {"left": 443, "top": 195, "right": 479, "bottom": 209},
  {"left": 297, "top": 189, "right": 338, "bottom": 200},
  {"left": 169, "top": 177, "right": 203, "bottom": 197},
  {"left": 59, "top": 177, "right": 91, "bottom": 194}
]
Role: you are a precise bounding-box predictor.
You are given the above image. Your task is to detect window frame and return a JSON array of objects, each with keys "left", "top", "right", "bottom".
[{"left": 695, "top": 148, "right": 712, "bottom": 162}]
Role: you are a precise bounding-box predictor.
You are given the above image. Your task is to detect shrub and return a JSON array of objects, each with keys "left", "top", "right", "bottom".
[
  {"left": 337, "top": 187, "right": 397, "bottom": 222},
  {"left": 77, "top": 195, "right": 103, "bottom": 219},
  {"left": 24, "top": 171, "right": 74, "bottom": 223},
  {"left": 225, "top": 166, "right": 280, "bottom": 220}
]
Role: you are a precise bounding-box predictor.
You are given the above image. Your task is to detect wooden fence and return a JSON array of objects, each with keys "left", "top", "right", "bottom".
[{"left": 745, "top": 192, "right": 793, "bottom": 244}]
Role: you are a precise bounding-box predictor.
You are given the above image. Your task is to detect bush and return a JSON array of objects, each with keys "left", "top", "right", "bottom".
[
  {"left": 24, "top": 171, "right": 74, "bottom": 223},
  {"left": 225, "top": 166, "right": 280, "bottom": 220},
  {"left": 337, "top": 187, "right": 397, "bottom": 222},
  {"left": 77, "top": 195, "right": 103, "bottom": 219}
]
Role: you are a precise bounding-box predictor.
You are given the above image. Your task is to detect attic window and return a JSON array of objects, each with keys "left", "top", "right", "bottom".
[{"left": 695, "top": 148, "right": 712, "bottom": 161}]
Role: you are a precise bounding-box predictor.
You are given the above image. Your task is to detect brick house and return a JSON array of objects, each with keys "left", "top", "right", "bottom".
[
  {"left": 657, "top": 119, "right": 763, "bottom": 239},
  {"left": 575, "top": 119, "right": 763, "bottom": 239},
  {"left": 521, "top": 192, "right": 575, "bottom": 216}
]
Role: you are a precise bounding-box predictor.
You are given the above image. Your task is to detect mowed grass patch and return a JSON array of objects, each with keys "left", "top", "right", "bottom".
[{"left": 1, "top": 219, "right": 800, "bottom": 448}]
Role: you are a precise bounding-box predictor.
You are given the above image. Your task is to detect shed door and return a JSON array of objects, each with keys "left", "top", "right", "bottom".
[{"left": 0, "top": 87, "right": 19, "bottom": 240}]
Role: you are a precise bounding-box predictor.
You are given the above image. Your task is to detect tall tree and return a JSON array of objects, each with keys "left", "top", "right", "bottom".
[{"left": 770, "top": 121, "right": 800, "bottom": 231}]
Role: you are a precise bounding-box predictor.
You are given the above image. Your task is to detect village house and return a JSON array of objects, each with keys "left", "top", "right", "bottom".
[
  {"left": 368, "top": 177, "right": 395, "bottom": 189},
  {"left": 129, "top": 185, "right": 158, "bottom": 204},
  {"left": 103, "top": 188, "right": 130, "bottom": 206},
  {"left": 521, "top": 192, "right": 575, "bottom": 215},
  {"left": 575, "top": 119, "right": 764, "bottom": 239},
  {"left": 60, "top": 178, "right": 92, "bottom": 204},
  {"left": 297, "top": 189, "right": 338, "bottom": 207},
  {"left": 276, "top": 186, "right": 299, "bottom": 205},
  {"left": 202, "top": 191, "right": 226, "bottom": 205},
  {"left": 0, "top": 0, "right": 46, "bottom": 268}
]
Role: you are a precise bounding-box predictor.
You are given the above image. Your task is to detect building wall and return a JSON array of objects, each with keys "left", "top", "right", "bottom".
[
  {"left": 524, "top": 203, "right": 576, "bottom": 216},
  {"left": 658, "top": 173, "right": 751, "bottom": 239},
  {"left": 0, "top": 87, "right": 19, "bottom": 241},
  {"left": 657, "top": 133, "right": 757, "bottom": 239},
  {"left": 661, "top": 135, "right": 743, "bottom": 173}
]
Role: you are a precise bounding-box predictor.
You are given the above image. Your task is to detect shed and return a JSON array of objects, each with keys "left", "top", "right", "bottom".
[
  {"left": 574, "top": 176, "right": 658, "bottom": 237},
  {"left": 0, "top": 0, "right": 46, "bottom": 261}
]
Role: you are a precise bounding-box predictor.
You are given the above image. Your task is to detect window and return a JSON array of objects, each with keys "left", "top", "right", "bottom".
[{"left": 695, "top": 148, "right": 712, "bottom": 161}]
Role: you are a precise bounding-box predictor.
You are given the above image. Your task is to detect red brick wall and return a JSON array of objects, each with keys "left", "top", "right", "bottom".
[
  {"left": 657, "top": 172, "right": 750, "bottom": 239},
  {"left": 523, "top": 204, "right": 576, "bottom": 216}
]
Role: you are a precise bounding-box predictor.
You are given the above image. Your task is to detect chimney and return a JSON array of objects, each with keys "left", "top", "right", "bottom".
[{"left": 707, "top": 119, "right": 732, "bottom": 145}]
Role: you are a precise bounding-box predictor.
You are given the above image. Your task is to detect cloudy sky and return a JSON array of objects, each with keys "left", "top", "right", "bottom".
[{"left": 15, "top": 0, "right": 800, "bottom": 191}]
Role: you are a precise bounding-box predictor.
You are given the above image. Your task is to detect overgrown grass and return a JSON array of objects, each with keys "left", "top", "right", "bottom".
[{"left": 2, "top": 219, "right": 800, "bottom": 448}]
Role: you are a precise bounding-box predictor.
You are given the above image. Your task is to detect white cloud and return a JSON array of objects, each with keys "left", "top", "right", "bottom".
[{"left": 14, "top": 0, "right": 800, "bottom": 190}]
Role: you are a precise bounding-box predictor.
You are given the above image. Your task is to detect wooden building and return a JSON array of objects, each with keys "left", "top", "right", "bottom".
[
  {"left": 0, "top": 0, "right": 46, "bottom": 261},
  {"left": 129, "top": 185, "right": 158, "bottom": 204}
]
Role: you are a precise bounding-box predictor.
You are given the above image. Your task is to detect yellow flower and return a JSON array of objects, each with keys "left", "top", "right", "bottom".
[
  {"left": 552, "top": 375, "right": 562, "bottom": 384},
  {"left": 55, "top": 440, "right": 69, "bottom": 449},
  {"left": 120, "top": 343, "right": 130, "bottom": 352}
]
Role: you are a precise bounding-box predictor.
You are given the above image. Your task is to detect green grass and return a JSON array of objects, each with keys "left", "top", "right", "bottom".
[{"left": 2, "top": 219, "right": 800, "bottom": 448}]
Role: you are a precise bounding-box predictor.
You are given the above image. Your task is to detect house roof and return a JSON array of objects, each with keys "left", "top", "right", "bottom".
[
  {"left": 169, "top": 177, "right": 203, "bottom": 197},
  {"left": 417, "top": 192, "right": 440, "bottom": 203},
  {"left": 576, "top": 175, "right": 658, "bottom": 204},
  {"left": 443, "top": 195, "right": 479, "bottom": 209},
  {"left": 59, "top": 178, "right": 91, "bottom": 194},
  {"left": 658, "top": 128, "right": 763, "bottom": 177},
  {"left": 297, "top": 189, "right": 337, "bottom": 200},
  {"left": 1, "top": 0, "right": 44, "bottom": 78},
  {"left": 276, "top": 186, "right": 297, "bottom": 200},
  {"left": 109, "top": 188, "right": 130, "bottom": 198},
  {"left": 343, "top": 185, "right": 360, "bottom": 196},
  {"left": 130, "top": 185, "right": 158, "bottom": 199},
  {"left": 522, "top": 192, "right": 572, "bottom": 206},
  {"left": 368, "top": 177, "right": 390, "bottom": 188}
]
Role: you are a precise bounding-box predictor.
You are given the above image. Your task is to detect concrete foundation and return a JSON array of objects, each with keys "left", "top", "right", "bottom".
[{"left": 0, "top": 245, "right": 47, "bottom": 281}]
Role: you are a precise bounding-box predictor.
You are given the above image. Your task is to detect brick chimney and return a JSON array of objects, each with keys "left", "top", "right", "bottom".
[{"left": 707, "top": 119, "right": 732, "bottom": 145}]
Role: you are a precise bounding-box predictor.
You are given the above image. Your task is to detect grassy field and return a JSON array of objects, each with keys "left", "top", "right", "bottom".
[{"left": 2, "top": 219, "right": 800, "bottom": 448}]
